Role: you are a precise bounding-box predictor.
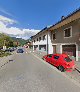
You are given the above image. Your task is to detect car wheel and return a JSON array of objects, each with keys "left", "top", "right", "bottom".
[
  {"left": 43, "top": 58, "right": 46, "bottom": 61},
  {"left": 42, "top": 58, "right": 44, "bottom": 60},
  {"left": 42, "top": 58, "right": 45, "bottom": 61},
  {"left": 58, "top": 66, "right": 65, "bottom": 72}
]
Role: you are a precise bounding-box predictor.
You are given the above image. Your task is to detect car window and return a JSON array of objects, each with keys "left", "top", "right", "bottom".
[
  {"left": 48, "top": 54, "right": 53, "bottom": 58},
  {"left": 64, "top": 57, "right": 72, "bottom": 62},
  {"left": 54, "top": 55, "right": 59, "bottom": 59},
  {"left": 18, "top": 49, "right": 23, "bottom": 51}
]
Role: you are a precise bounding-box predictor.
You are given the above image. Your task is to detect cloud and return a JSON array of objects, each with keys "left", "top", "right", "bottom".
[
  {"left": 0, "top": 8, "right": 13, "bottom": 17},
  {"left": 0, "top": 15, "right": 40, "bottom": 39},
  {"left": 0, "top": 15, "right": 17, "bottom": 25}
]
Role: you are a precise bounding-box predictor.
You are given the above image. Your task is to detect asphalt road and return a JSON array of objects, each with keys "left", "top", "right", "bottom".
[{"left": 0, "top": 48, "right": 80, "bottom": 92}]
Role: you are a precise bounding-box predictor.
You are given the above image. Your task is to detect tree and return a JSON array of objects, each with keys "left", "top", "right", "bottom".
[{"left": 0, "top": 33, "right": 14, "bottom": 48}]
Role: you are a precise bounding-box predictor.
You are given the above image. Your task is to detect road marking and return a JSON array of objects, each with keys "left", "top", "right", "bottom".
[{"left": 30, "top": 52, "right": 80, "bottom": 88}]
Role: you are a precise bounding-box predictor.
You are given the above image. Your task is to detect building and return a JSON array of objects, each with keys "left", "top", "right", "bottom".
[
  {"left": 32, "top": 27, "right": 53, "bottom": 54},
  {"left": 31, "top": 8, "right": 80, "bottom": 61},
  {"left": 25, "top": 39, "right": 33, "bottom": 49},
  {"left": 49, "top": 8, "right": 80, "bottom": 61}
]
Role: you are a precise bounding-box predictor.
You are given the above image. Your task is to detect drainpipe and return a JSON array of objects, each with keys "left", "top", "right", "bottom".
[{"left": 47, "top": 30, "right": 49, "bottom": 55}]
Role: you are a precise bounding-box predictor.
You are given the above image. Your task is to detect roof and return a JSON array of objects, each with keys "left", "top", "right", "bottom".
[
  {"left": 31, "top": 26, "right": 49, "bottom": 39},
  {"left": 31, "top": 7, "right": 80, "bottom": 39},
  {"left": 49, "top": 7, "right": 80, "bottom": 30}
]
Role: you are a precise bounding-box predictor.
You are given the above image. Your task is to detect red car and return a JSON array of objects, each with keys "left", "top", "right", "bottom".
[{"left": 43, "top": 53, "right": 75, "bottom": 72}]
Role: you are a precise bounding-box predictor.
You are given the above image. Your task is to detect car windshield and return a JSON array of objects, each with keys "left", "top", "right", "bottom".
[
  {"left": 48, "top": 54, "right": 53, "bottom": 58},
  {"left": 18, "top": 49, "right": 23, "bottom": 51},
  {"left": 64, "top": 57, "right": 72, "bottom": 62}
]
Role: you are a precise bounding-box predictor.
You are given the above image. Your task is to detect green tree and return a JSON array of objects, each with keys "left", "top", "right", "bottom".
[{"left": 0, "top": 33, "right": 14, "bottom": 48}]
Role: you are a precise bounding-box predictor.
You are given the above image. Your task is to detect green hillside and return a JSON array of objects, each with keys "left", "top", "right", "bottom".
[
  {"left": 0, "top": 33, "right": 27, "bottom": 48},
  {"left": 11, "top": 37, "right": 27, "bottom": 46}
]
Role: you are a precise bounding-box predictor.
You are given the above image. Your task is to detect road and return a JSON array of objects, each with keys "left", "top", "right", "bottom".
[{"left": 0, "top": 48, "right": 80, "bottom": 92}]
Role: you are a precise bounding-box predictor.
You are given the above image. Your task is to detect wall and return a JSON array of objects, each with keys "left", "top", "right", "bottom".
[
  {"left": 51, "top": 19, "right": 80, "bottom": 61},
  {"left": 51, "top": 20, "right": 79, "bottom": 44}
]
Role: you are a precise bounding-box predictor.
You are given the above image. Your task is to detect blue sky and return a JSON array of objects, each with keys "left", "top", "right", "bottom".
[{"left": 0, "top": 0, "right": 80, "bottom": 39}]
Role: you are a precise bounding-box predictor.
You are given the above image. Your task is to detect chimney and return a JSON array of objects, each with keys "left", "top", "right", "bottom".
[{"left": 61, "top": 16, "right": 65, "bottom": 20}]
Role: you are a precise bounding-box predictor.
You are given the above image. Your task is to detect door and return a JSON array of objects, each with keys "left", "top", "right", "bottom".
[
  {"left": 51, "top": 55, "right": 60, "bottom": 66},
  {"left": 46, "top": 54, "right": 53, "bottom": 63},
  {"left": 53, "top": 45, "right": 56, "bottom": 54}
]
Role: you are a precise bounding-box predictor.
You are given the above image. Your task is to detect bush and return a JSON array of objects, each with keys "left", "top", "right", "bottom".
[{"left": 0, "top": 50, "right": 11, "bottom": 57}]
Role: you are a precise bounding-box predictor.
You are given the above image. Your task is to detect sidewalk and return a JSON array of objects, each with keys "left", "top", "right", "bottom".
[
  {"left": 0, "top": 51, "right": 15, "bottom": 68},
  {"left": 75, "top": 61, "right": 80, "bottom": 72},
  {"left": 27, "top": 48, "right": 80, "bottom": 72},
  {"left": 27, "top": 48, "right": 46, "bottom": 59}
]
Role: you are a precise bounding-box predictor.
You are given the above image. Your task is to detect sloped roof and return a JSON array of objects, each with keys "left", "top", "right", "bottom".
[
  {"left": 49, "top": 7, "right": 80, "bottom": 30},
  {"left": 31, "top": 8, "right": 80, "bottom": 39},
  {"left": 31, "top": 26, "right": 49, "bottom": 39}
]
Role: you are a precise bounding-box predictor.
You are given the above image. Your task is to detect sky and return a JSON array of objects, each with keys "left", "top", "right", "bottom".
[{"left": 0, "top": 0, "right": 80, "bottom": 39}]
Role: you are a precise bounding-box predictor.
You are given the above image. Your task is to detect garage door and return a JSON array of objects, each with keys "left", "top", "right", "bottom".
[
  {"left": 62, "top": 45, "right": 76, "bottom": 57},
  {"left": 39, "top": 45, "right": 46, "bottom": 51}
]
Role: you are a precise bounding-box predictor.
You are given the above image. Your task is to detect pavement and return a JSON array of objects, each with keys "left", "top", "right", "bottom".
[
  {"left": 26, "top": 48, "right": 80, "bottom": 83},
  {"left": 0, "top": 51, "right": 16, "bottom": 68},
  {"left": 0, "top": 48, "right": 80, "bottom": 92},
  {"left": 27, "top": 49, "right": 80, "bottom": 71}
]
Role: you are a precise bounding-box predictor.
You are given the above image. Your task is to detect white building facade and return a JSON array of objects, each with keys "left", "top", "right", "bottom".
[{"left": 32, "top": 27, "right": 53, "bottom": 54}]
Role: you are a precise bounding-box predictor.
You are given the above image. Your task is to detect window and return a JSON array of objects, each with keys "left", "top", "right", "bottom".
[
  {"left": 43, "top": 35, "right": 46, "bottom": 40},
  {"left": 64, "top": 27, "right": 72, "bottom": 37},
  {"left": 37, "top": 38, "right": 38, "bottom": 41},
  {"left": 64, "top": 57, "right": 72, "bottom": 62},
  {"left": 54, "top": 56, "right": 59, "bottom": 59},
  {"left": 39, "top": 37, "right": 41, "bottom": 41},
  {"left": 53, "top": 33, "right": 56, "bottom": 40}
]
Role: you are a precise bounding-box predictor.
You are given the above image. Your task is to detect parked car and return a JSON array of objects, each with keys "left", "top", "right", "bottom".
[
  {"left": 5, "top": 48, "right": 13, "bottom": 52},
  {"left": 5, "top": 47, "right": 16, "bottom": 52},
  {"left": 17, "top": 48, "right": 24, "bottom": 53},
  {"left": 43, "top": 53, "right": 75, "bottom": 72}
]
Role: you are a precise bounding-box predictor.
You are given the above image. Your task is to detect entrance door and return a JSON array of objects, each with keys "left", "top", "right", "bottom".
[{"left": 53, "top": 45, "right": 56, "bottom": 54}]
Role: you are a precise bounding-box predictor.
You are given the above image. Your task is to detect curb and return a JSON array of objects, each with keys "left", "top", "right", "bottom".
[
  {"left": 30, "top": 50, "right": 80, "bottom": 88},
  {"left": 75, "top": 68, "right": 80, "bottom": 73},
  {"left": 26, "top": 49, "right": 80, "bottom": 73}
]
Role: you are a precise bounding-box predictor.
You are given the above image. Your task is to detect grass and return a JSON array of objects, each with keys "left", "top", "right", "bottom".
[{"left": 0, "top": 50, "right": 12, "bottom": 57}]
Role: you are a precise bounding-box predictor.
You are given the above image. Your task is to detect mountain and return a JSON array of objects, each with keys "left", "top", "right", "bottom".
[{"left": 11, "top": 37, "right": 27, "bottom": 46}]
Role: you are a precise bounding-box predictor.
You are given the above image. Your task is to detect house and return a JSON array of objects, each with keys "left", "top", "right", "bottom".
[
  {"left": 25, "top": 39, "right": 33, "bottom": 48},
  {"left": 31, "top": 8, "right": 80, "bottom": 61},
  {"left": 49, "top": 8, "right": 80, "bottom": 61},
  {"left": 32, "top": 27, "right": 53, "bottom": 54}
]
